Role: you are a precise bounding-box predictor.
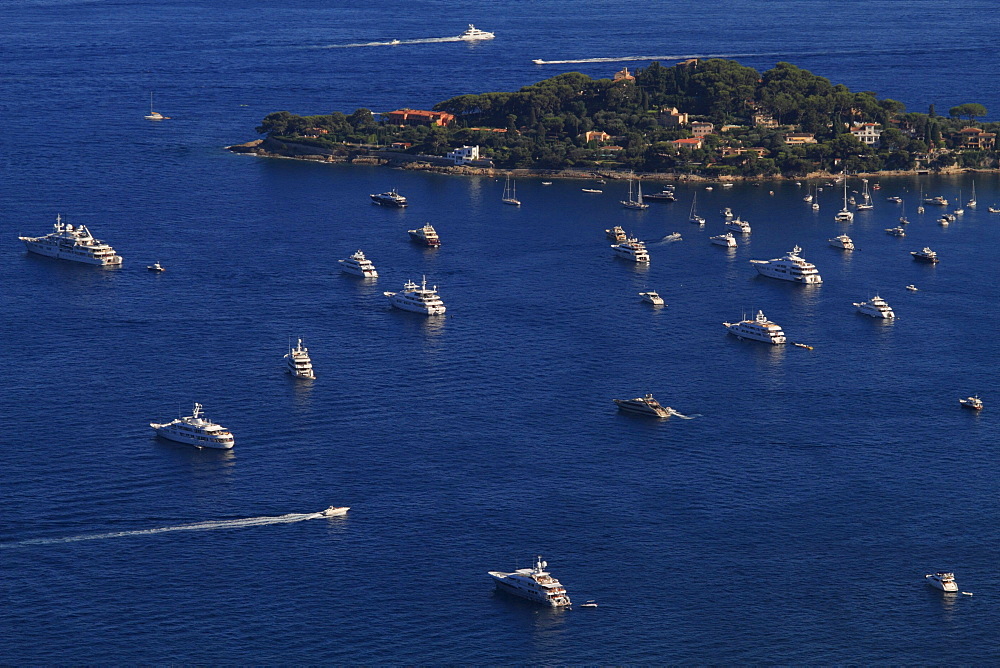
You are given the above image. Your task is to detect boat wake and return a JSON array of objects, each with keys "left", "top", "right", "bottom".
[
  {"left": 320, "top": 36, "right": 468, "bottom": 49},
  {"left": 667, "top": 409, "right": 699, "bottom": 419},
  {"left": 648, "top": 233, "right": 682, "bottom": 244},
  {"left": 531, "top": 47, "right": 971, "bottom": 65},
  {"left": 1, "top": 511, "right": 331, "bottom": 548}
]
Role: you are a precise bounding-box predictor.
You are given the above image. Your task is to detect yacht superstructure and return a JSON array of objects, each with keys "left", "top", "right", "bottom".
[
  {"left": 710, "top": 232, "right": 737, "bottom": 248},
  {"left": 925, "top": 572, "right": 959, "bottom": 592},
  {"left": 611, "top": 237, "right": 650, "bottom": 262},
  {"left": 457, "top": 24, "right": 495, "bottom": 40},
  {"left": 910, "top": 247, "right": 939, "bottom": 263},
  {"left": 750, "top": 245, "right": 822, "bottom": 283},
  {"left": 408, "top": 224, "right": 441, "bottom": 247},
  {"left": 605, "top": 225, "right": 627, "bottom": 242},
  {"left": 150, "top": 403, "right": 235, "bottom": 449},
  {"left": 488, "top": 556, "right": 571, "bottom": 607},
  {"left": 19, "top": 215, "right": 123, "bottom": 266},
  {"left": 284, "top": 338, "right": 315, "bottom": 379},
  {"left": 854, "top": 295, "right": 895, "bottom": 319},
  {"left": 725, "top": 217, "right": 751, "bottom": 234},
  {"left": 339, "top": 249, "right": 379, "bottom": 277},
  {"left": 829, "top": 234, "right": 854, "bottom": 250},
  {"left": 384, "top": 276, "right": 446, "bottom": 315},
  {"left": 723, "top": 310, "right": 787, "bottom": 344}
]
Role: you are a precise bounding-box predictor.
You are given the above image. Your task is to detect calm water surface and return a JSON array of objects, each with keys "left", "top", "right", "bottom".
[{"left": 1, "top": 1, "right": 998, "bottom": 663}]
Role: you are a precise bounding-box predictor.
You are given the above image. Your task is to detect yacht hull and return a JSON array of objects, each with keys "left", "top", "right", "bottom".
[
  {"left": 388, "top": 298, "right": 445, "bottom": 315},
  {"left": 21, "top": 241, "right": 122, "bottom": 265},
  {"left": 752, "top": 266, "right": 822, "bottom": 283},
  {"left": 489, "top": 574, "right": 570, "bottom": 607},
  {"left": 150, "top": 426, "right": 234, "bottom": 449}
]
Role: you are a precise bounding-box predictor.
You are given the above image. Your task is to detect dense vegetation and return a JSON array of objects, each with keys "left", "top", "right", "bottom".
[{"left": 254, "top": 59, "right": 998, "bottom": 177}]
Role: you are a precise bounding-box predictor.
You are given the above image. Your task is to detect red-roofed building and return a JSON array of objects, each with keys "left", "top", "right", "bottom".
[
  {"left": 954, "top": 127, "right": 996, "bottom": 150},
  {"left": 384, "top": 109, "right": 455, "bottom": 127},
  {"left": 671, "top": 138, "right": 703, "bottom": 150}
]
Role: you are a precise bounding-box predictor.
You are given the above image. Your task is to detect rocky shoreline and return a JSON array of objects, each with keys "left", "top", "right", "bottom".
[{"left": 226, "top": 139, "right": 994, "bottom": 183}]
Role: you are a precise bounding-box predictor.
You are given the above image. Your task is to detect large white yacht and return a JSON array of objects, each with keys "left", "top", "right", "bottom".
[
  {"left": 19, "top": 214, "right": 123, "bottom": 266},
  {"left": 710, "top": 232, "right": 737, "bottom": 248},
  {"left": 457, "top": 24, "right": 495, "bottom": 40},
  {"left": 750, "top": 245, "right": 822, "bottom": 283},
  {"left": 925, "top": 572, "right": 958, "bottom": 592},
  {"left": 613, "top": 393, "right": 673, "bottom": 417},
  {"left": 611, "top": 237, "right": 650, "bottom": 262},
  {"left": 605, "top": 225, "right": 627, "bottom": 241},
  {"left": 408, "top": 224, "right": 441, "bottom": 247},
  {"left": 384, "top": 276, "right": 446, "bottom": 315},
  {"left": 488, "top": 556, "right": 571, "bottom": 607},
  {"left": 370, "top": 189, "right": 407, "bottom": 207},
  {"left": 854, "top": 295, "right": 895, "bottom": 319},
  {"left": 150, "top": 403, "right": 235, "bottom": 449},
  {"left": 723, "top": 310, "right": 787, "bottom": 344},
  {"left": 725, "top": 217, "right": 751, "bottom": 234},
  {"left": 910, "top": 247, "right": 939, "bottom": 264},
  {"left": 284, "top": 338, "right": 315, "bottom": 379},
  {"left": 829, "top": 234, "right": 854, "bottom": 250},
  {"left": 339, "top": 249, "right": 378, "bottom": 277}
]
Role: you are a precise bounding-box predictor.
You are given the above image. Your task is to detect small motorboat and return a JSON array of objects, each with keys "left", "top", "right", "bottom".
[
  {"left": 579, "top": 600, "right": 598, "bottom": 608},
  {"left": 147, "top": 262, "right": 165, "bottom": 272},
  {"left": 639, "top": 291, "right": 665, "bottom": 306},
  {"left": 319, "top": 506, "right": 350, "bottom": 517},
  {"left": 925, "top": 572, "right": 959, "bottom": 592},
  {"left": 541, "top": 181, "right": 553, "bottom": 185},
  {"left": 582, "top": 188, "right": 602, "bottom": 193},
  {"left": 793, "top": 342, "right": 813, "bottom": 350},
  {"left": 959, "top": 395, "right": 983, "bottom": 411},
  {"left": 906, "top": 285, "right": 918, "bottom": 291}
]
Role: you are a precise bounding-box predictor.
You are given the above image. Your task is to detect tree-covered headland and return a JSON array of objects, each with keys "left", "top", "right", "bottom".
[{"left": 254, "top": 59, "right": 998, "bottom": 177}]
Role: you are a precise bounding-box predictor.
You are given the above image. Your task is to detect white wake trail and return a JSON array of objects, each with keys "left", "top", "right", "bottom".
[
  {"left": 2, "top": 512, "right": 325, "bottom": 548},
  {"left": 321, "top": 36, "right": 464, "bottom": 49}
]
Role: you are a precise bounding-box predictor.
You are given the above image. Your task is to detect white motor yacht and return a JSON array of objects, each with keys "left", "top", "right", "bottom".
[
  {"left": 370, "top": 189, "right": 408, "bottom": 207},
  {"left": 885, "top": 226, "right": 906, "bottom": 237},
  {"left": 19, "top": 214, "right": 123, "bottom": 266},
  {"left": 639, "top": 291, "right": 664, "bottom": 305},
  {"left": 147, "top": 262, "right": 165, "bottom": 272},
  {"left": 911, "top": 247, "right": 939, "bottom": 264},
  {"left": 339, "top": 249, "right": 379, "bottom": 277},
  {"left": 613, "top": 393, "right": 673, "bottom": 417},
  {"left": 854, "top": 295, "right": 895, "bottom": 319},
  {"left": 959, "top": 395, "right": 983, "bottom": 410},
  {"left": 150, "top": 403, "right": 234, "bottom": 449},
  {"left": 284, "top": 338, "right": 315, "bottom": 379},
  {"left": 725, "top": 217, "right": 751, "bottom": 234},
  {"left": 721, "top": 207, "right": 733, "bottom": 219},
  {"left": 925, "top": 572, "right": 959, "bottom": 592},
  {"left": 723, "top": 310, "right": 787, "bottom": 344},
  {"left": 384, "top": 276, "right": 446, "bottom": 315},
  {"left": 488, "top": 556, "right": 571, "bottom": 607},
  {"left": 906, "top": 284, "right": 918, "bottom": 291},
  {"left": 829, "top": 234, "right": 854, "bottom": 250},
  {"left": 611, "top": 237, "right": 650, "bottom": 263},
  {"left": 750, "top": 245, "right": 822, "bottom": 283},
  {"left": 710, "top": 233, "right": 737, "bottom": 248},
  {"left": 924, "top": 195, "right": 948, "bottom": 206},
  {"left": 605, "top": 225, "right": 627, "bottom": 242},
  {"left": 408, "top": 224, "right": 441, "bottom": 247},
  {"left": 457, "top": 24, "right": 495, "bottom": 40}
]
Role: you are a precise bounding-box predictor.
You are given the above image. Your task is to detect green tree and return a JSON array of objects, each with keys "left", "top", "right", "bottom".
[{"left": 948, "top": 103, "right": 988, "bottom": 121}]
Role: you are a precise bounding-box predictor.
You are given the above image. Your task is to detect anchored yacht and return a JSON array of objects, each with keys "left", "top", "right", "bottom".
[
  {"left": 960, "top": 395, "right": 983, "bottom": 411},
  {"left": 613, "top": 393, "right": 673, "bottom": 417},
  {"left": 924, "top": 195, "right": 948, "bottom": 206},
  {"left": 150, "top": 403, "right": 235, "bottom": 449},
  {"left": 854, "top": 295, "right": 895, "bottom": 319},
  {"left": 489, "top": 556, "right": 571, "bottom": 607},
  {"left": 605, "top": 225, "right": 627, "bottom": 242},
  {"left": 885, "top": 226, "right": 906, "bottom": 237},
  {"left": 835, "top": 179, "right": 854, "bottom": 222},
  {"left": 723, "top": 310, "right": 787, "bottom": 344},
  {"left": 911, "top": 247, "right": 939, "bottom": 263},
  {"left": 710, "top": 232, "right": 737, "bottom": 248},
  {"left": 284, "top": 338, "right": 315, "bottom": 379},
  {"left": 925, "top": 572, "right": 959, "bottom": 592},
  {"left": 384, "top": 276, "right": 446, "bottom": 315},
  {"left": 725, "top": 217, "right": 751, "bottom": 234},
  {"left": 750, "top": 245, "right": 822, "bottom": 283},
  {"left": 339, "top": 249, "right": 379, "bottom": 277},
  {"left": 370, "top": 189, "right": 408, "bottom": 207},
  {"left": 639, "top": 291, "right": 664, "bottom": 305},
  {"left": 408, "top": 224, "right": 441, "bottom": 247},
  {"left": 829, "top": 234, "right": 854, "bottom": 250},
  {"left": 611, "top": 237, "right": 650, "bottom": 263},
  {"left": 457, "top": 24, "right": 495, "bottom": 40},
  {"left": 19, "top": 214, "right": 123, "bottom": 266}
]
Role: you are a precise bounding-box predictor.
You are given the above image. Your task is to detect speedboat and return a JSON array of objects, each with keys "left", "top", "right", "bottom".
[
  {"left": 370, "top": 189, "right": 407, "bottom": 207},
  {"left": 925, "top": 572, "right": 959, "bottom": 591},
  {"left": 829, "top": 235, "right": 854, "bottom": 250},
  {"left": 605, "top": 225, "right": 627, "bottom": 242},
  {"left": 150, "top": 403, "right": 235, "bottom": 449},
  {"left": 723, "top": 310, "right": 786, "bottom": 344},
  {"left": 854, "top": 295, "right": 895, "bottom": 319},
  {"left": 457, "top": 24, "right": 495, "bottom": 40},
  {"left": 710, "top": 233, "right": 737, "bottom": 248},
  {"left": 147, "top": 262, "right": 165, "bottom": 272},
  {"left": 886, "top": 196, "right": 903, "bottom": 203},
  {"left": 613, "top": 393, "right": 673, "bottom": 417},
  {"left": 906, "top": 284, "right": 918, "bottom": 291},
  {"left": 541, "top": 181, "right": 553, "bottom": 185},
  {"left": 959, "top": 395, "right": 983, "bottom": 410},
  {"left": 408, "top": 224, "right": 441, "bottom": 247},
  {"left": 910, "top": 247, "right": 939, "bottom": 263},
  {"left": 988, "top": 206, "right": 1000, "bottom": 214},
  {"left": 581, "top": 188, "right": 602, "bottom": 193},
  {"left": 319, "top": 506, "right": 350, "bottom": 517},
  {"left": 639, "top": 291, "right": 664, "bottom": 305},
  {"left": 488, "top": 556, "right": 571, "bottom": 607}
]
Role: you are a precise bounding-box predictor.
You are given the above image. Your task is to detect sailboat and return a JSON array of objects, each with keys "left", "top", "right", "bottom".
[
  {"left": 835, "top": 178, "right": 854, "bottom": 222},
  {"left": 811, "top": 186, "right": 820, "bottom": 211},
  {"left": 501, "top": 174, "right": 520, "bottom": 206},
  {"left": 621, "top": 174, "right": 649, "bottom": 209},
  {"left": 144, "top": 92, "right": 169, "bottom": 121},
  {"left": 967, "top": 181, "right": 977, "bottom": 208},
  {"left": 953, "top": 190, "right": 964, "bottom": 216},
  {"left": 917, "top": 186, "right": 925, "bottom": 214},
  {"left": 856, "top": 179, "right": 874, "bottom": 210},
  {"left": 688, "top": 192, "right": 705, "bottom": 224},
  {"left": 899, "top": 201, "right": 909, "bottom": 224}
]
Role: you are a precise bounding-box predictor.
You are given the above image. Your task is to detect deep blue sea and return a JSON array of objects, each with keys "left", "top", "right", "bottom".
[{"left": 2, "top": 1, "right": 999, "bottom": 663}]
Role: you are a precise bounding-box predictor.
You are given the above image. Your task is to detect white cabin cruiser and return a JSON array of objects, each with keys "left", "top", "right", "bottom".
[
  {"left": 150, "top": 403, "right": 235, "bottom": 449},
  {"left": 959, "top": 395, "right": 983, "bottom": 410},
  {"left": 723, "top": 310, "right": 787, "bottom": 344},
  {"left": 319, "top": 506, "right": 350, "bottom": 517},
  {"left": 710, "top": 233, "right": 737, "bottom": 248},
  {"left": 339, "top": 249, "right": 379, "bottom": 277},
  {"left": 489, "top": 556, "right": 571, "bottom": 607},
  {"left": 750, "top": 245, "right": 822, "bottom": 283},
  {"left": 370, "top": 189, "right": 407, "bottom": 207},
  {"left": 285, "top": 338, "right": 315, "bottom": 379},
  {"left": 639, "top": 291, "right": 664, "bottom": 305},
  {"left": 19, "top": 214, "right": 123, "bottom": 266},
  {"left": 854, "top": 295, "right": 895, "bottom": 319},
  {"left": 725, "top": 217, "right": 751, "bottom": 234},
  {"left": 925, "top": 572, "right": 958, "bottom": 592},
  {"left": 384, "top": 276, "right": 446, "bottom": 315},
  {"left": 408, "top": 224, "right": 441, "bottom": 247},
  {"left": 605, "top": 225, "right": 627, "bottom": 242}
]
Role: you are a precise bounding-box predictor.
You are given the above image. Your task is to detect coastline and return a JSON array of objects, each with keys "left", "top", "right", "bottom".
[{"left": 226, "top": 139, "right": 998, "bottom": 183}]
